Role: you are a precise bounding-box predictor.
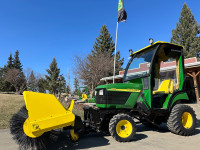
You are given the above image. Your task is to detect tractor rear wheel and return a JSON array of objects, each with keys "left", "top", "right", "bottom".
[
  {"left": 109, "top": 114, "right": 136, "bottom": 142},
  {"left": 167, "top": 104, "right": 197, "bottom": 136}
]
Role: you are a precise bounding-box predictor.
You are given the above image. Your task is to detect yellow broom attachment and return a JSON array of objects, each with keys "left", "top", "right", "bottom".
[{"left": 23, "top": 91, "right": 75, "bottom": 138}]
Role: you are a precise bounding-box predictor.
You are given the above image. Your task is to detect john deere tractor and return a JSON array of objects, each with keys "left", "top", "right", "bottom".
[
  {"left": 77, "top": 87, "right": 95, "bottom": 103},
  {"left": 10, "top": 42, "right": 197, "bottom": 149},
  {"left": 84, "top": 41, "right": 197, "bottom": 141}
]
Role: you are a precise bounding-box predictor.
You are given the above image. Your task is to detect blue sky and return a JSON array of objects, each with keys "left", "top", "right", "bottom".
[{"left": 0, "top": 0, "right": 200, "bottom": 80}]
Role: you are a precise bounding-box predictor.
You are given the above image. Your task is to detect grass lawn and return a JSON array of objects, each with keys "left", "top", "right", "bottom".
[{"left": 0, "top": 94, "right": 25, "bottom": 129}]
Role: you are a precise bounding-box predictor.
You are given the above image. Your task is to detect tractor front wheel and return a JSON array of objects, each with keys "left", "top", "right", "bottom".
[
  {"left": 109, "top": 114, "right": 136, "bottom": 142},
  {"left": 167, "top": 104, "right": 197, "bottom": 136}
]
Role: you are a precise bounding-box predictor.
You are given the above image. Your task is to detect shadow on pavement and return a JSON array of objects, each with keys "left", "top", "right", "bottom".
[
  {"left": 46, "top": 132, "right": 110, "bottom": 150},
  {"left": 194, "top": 119, "right": 200, "bottom": 135},
  {"left": 136, "top": 123, "right": 169, "bottom": 133},
  {"left": 46, "top": 130, "right": 148, "bottom": 150},
  {"left": 196, "top": 119, "right": 200, "bottom": 128},
  {"left": 132, "top": 133, "right": 148, "bottom": 142},
  {"left": 194, "top": 129, "right": 200, "bottom": 135},
  {"left": 136, "top": 120, "right": 200, "bottom": 136}
]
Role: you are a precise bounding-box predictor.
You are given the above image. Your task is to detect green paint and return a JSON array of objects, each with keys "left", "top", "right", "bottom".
[
  {"left": 138, "top": 76, "right": 151, "bottom": 109},
  {"left": 179, "top": 56, "right": 184, "bottom": 90},
  {"left": 95, "top": 82, "right": 142, "bottom": 109},
  {"left": 97, "top": 92, "right": 140, "bottom": 109},
  {"left": 170, "top": 93, "right": 189, "bottom": 107},
  {"left": 96, "top": 83, "right": 142, "bottom": 91},
  {"left": 128, "top": 78, "right": 142, "bottom": 84},
  {"left": 136, "top": 77, "right": 151, "bottom": 109},
  {"left": 97, "top": 104, "right": 112, "bottom": 108},
  {"left": 145, "top": 76, "right": 152, "bottom": 107},
  {"left": 96, "top": 104, "right": 132, "bottom": 109},
  {"left": 162, "top": 93, "right": 189, "bottom": 108},
  {"left": 118, "top": 0, "right": 123, "bottom": 11},
  {"left": 162, "top": 94, "right": 172, "bottom": 108},
  {"left": 86, "top": 98, "right": 95, "bottom": 103},
  {"left": 124, "top": 92, "right": 140, "bottom": 108}
]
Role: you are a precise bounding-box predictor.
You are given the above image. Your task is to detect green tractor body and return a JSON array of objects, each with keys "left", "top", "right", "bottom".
[
  {"left": 83, "top": 41, "right": 196, "bottom": 141},
  {"left": 95, "top": 41, "right": 188, "bottom": 110},
  {"left": 96, "top": 82, "right": 142, "bottom": 109}
]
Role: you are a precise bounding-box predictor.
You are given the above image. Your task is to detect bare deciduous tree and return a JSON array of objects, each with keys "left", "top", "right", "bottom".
[
  {"left": 74, "top": 52, "right": 113, "bottom": 97},
  {"left": 24, "top": 67, "right": 33, "bottom": 81},
  {"left": 5, "top": 68, "right": 26, "bottom": 94}
]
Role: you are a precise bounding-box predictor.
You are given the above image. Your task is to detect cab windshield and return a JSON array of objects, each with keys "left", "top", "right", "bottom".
[{"left": 124, "top": 46, "right": 156, "bottom": 81}]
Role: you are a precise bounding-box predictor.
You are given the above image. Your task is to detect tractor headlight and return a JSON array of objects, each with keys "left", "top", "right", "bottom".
[{"left": 99, "top": 89, "right": 104, "bottom": 95}]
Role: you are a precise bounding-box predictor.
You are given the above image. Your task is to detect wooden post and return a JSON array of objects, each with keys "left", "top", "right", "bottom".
[{"left": 187, "top": 71, "right": 200, "bottom": 106}]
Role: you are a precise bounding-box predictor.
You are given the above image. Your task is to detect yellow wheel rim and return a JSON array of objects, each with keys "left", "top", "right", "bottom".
[
  {"left": 116, "top": 120, "right": 133, "bottom": 138},
  {"left": 182, "top": 112, "right": 193, "bottom": 129}
]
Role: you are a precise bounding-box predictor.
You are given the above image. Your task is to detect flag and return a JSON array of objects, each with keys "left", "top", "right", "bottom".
[{"left": 118, "top": 0, "right": 127, "bottom": 22}]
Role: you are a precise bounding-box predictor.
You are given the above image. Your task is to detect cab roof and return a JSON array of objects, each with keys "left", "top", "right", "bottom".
[{"left": 131, "top": 41, "right": 184, "bottom": 56}]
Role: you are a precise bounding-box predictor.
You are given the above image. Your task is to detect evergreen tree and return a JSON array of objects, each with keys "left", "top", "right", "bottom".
[
  {"left": 7, "top": 53, "right": 14, "bottom": 69},
  {"left": 171, "top": 3, "right": 200, "bottom": 58},
  {"left": 73, "top": 77, "right": 79, "bottom": 95},
  {"left": 27, "top": 71, "right": 37, "bottom": 91},
  {"left": 58, "top": 75, "right": 66, "bottom": 93},
  {"left": 74, "top": 25, "right": 124, "bottom": 96},
  {"left": 92, "top": 25, "right": 115, "bottom": 56},
  {"left": 37, "top": 78, "right": 47, "bottom": 93},
  {"left": 92, "top": 25, "right": 124, "bottom": 75},
  {"left": 13, "top": 50, "right": 23, "bottom": 71},
  {"left": 0, "top": 54, "right": 15, "bottom": 92},
  {"left": 45, "top": 57, "right": 60, "bottom": 94},
  {"left": 115, "top": 51, "right": 124, "bottom": 74}
]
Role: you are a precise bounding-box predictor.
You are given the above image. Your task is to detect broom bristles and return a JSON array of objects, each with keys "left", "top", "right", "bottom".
[{"left": 10, "top": 106, "right": 60, "bottom": 150}]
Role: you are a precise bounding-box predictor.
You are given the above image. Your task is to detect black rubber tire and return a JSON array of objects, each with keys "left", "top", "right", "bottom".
[
  {"left": 109, "top": 114, "right": 136, "bottom": 142},
  {"left": 167, "top": 104, "right": 197, "bottom": 136}
]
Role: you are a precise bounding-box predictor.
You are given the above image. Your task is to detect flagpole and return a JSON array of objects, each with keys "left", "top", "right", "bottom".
[{"left": 113, "top": 21, "right": 119, "bottom": 84}]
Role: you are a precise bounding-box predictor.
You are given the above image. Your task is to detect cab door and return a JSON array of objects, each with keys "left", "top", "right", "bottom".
[{"left": 151, "top": 44, "right": 182, "bottom": 108}]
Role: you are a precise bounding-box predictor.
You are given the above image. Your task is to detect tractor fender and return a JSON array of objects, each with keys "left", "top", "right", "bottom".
[{"left": 167, "top": 90, "right": 189, "bottom": 110}]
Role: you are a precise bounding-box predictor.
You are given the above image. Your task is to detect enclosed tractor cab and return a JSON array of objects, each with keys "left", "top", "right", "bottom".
[
  {"left": 84, "top": 41, "right": 197, "bottom": 142},
  {"left": 10, "top": 42, "right": 197, "bottom": 149}
]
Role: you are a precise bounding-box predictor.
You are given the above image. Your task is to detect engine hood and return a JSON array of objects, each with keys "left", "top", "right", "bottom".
[{"left": 95, "top": 83, "right": 142, "bottom": 93}]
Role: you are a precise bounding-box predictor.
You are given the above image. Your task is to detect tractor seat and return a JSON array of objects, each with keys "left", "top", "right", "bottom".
[
  {"left": 153, "top": 79, "right": 173, "bottom": 94},
  {"left": 82, "top": 94, "right": 88, "bottom": 100}
]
